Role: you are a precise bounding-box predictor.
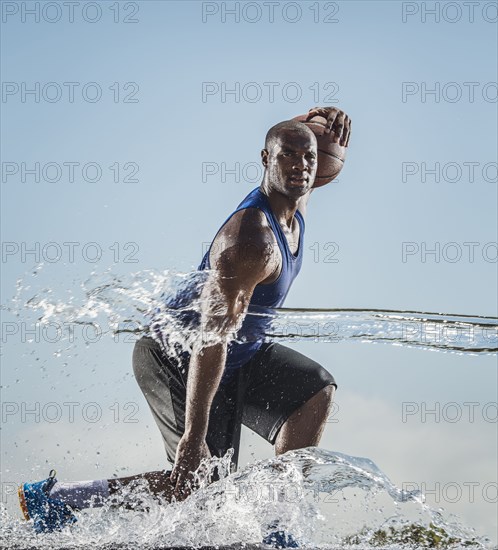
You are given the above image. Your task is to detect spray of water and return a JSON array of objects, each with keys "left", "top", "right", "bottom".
[
  {"left": 3, "top": 265, "right": 497, "bottom": 356},
  {"left": 0, "top": 448, "right": 491, "bottom": 549},
  {"left": 1, "top": 266, "right": 496, "bottom": 548}
]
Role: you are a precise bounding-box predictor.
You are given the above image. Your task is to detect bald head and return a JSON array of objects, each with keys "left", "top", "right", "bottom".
[
  {"left": 264, "top": 120, "right": 316, "bottom": 152},
  {"left": 260, "top": 119, "right": 317, "bottom": 198}
]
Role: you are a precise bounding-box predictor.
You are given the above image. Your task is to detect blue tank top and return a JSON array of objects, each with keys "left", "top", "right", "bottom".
[{"left": 152, "top": 187, "right": 305, "bottom": 382}]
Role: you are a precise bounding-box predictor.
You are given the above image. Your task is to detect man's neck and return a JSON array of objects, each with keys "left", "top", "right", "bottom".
[{"left": 259, "top": 183, "right": 300, "bottom": 228}]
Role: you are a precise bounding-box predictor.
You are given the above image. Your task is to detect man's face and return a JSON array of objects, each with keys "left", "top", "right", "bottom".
[{"left": 263, "top": 130, "right": 317, "bottom": 198}]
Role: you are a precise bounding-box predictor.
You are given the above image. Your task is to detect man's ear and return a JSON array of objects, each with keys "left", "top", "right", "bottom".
[{"left": 261, "top": 149, "right": 269, "bottom": 167}]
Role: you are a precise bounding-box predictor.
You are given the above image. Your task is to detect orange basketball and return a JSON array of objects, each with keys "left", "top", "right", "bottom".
[{"left": 294, "top": 114, "right": 345, "bottom": 187}]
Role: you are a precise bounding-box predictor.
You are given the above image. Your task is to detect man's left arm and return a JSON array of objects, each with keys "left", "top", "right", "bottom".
[{"left": 295, "top": 106, "right": 352, "bottom": 214}]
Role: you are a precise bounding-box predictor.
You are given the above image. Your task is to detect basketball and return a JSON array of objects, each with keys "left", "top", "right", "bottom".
[{"left": 294, "top": 114, "right": 345, "bottom": 187}]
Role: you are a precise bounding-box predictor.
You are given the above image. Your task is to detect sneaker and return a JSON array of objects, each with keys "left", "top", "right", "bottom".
[
  {"left": 263, "top": 523, "right": 299, "bottom": 548},
  {"left": 18, "top": 469, "right": 77, "bottom": 533}
]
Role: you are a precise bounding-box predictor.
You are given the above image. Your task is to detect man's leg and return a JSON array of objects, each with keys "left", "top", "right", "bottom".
[
  {"left": 274, "top": 385, "right": 335, "bottom": 455},
  {"left": 107, "top": 470, "right": 175, "bottom": 504},
  {"left": 241, "top": 343, "right": 337, "bottom": 453},
  {"left": 240, "top": 344, "right": 336, "bottom": 547},
  {"left": 47, "top": 470, "right": 175, "bottom": 511},
  {"left": 108, "top": 471, "right": 173, "bottom": 499},
  {"left": 45, "top": 337, "right": 183, "bottom": 512},
  {"left": 22, "top": 336, "right": 243, "bottom": 519}
]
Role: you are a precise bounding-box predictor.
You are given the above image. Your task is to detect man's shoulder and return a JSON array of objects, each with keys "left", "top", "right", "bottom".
[
  {"left": 210, "top": 207, "right": 279, "bottom": 272},
  {"left": 218, "top": 207, "right": 275, "bottom": 246}
]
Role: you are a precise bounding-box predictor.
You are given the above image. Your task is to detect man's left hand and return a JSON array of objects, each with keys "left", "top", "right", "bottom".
[{"left": 306, "top": 106, "right": 351, "bottom": 149}]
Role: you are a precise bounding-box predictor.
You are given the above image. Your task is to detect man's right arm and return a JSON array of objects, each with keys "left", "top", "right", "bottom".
[{"left": 169, "top": 209, "right": 278, "bottom": 499}]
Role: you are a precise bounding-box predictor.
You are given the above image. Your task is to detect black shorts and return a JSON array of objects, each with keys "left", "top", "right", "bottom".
[{"left": 132, "top": 337, "right": 336, "bottom": 470}]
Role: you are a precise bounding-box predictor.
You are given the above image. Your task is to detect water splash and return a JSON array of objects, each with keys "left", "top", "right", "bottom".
[
  {"left": 270, "top": 307, "right": 497, "bottom": 354},
  {"left": 1, "top": 266, "right": 496, "bottom": 548},
  {"left": 2, "top": 266, "right": 497, "bottom": 357},
  {"left": 0, "top": 448, "right": 491, "bottom": 549}
]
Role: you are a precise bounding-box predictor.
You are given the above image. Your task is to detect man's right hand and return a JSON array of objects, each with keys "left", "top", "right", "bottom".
[{"left": 169, "top": 434, "right": 212, "bottom": 501}]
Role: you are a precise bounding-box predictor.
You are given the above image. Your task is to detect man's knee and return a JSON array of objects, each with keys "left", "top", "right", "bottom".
[
  {"left": 289, "top": 384, "right": 335, "bottom": 422},
  {"left": 321, "top": 383, "right": 335, "bottom": 400},
  {"left": 313, "top": 383, "right": 335, "bottom": 411}
]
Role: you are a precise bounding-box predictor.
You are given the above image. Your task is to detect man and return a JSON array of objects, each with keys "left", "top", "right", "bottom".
[{"left": 18, "top": 107, "right": 351, "bottom": 543}]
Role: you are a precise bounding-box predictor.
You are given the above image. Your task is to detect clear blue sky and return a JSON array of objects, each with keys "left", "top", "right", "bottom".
[{"left": 1, "top": 0, "right": 497, "bottom": 542}]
